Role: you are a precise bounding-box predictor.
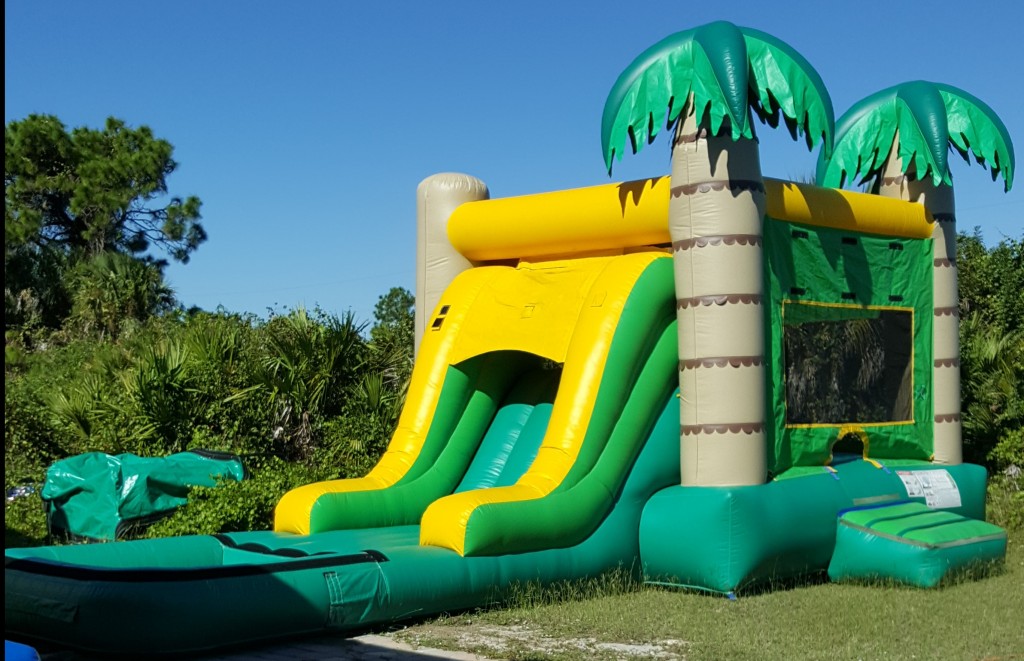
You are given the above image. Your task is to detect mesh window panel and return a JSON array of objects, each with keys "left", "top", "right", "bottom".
[{"left": 783, "top": 302, "right": 913, "bottom": 425}]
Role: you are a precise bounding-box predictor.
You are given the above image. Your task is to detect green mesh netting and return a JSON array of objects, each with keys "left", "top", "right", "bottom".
[{"left": 764, "top": 218, "right": 933, "bottom": 474}]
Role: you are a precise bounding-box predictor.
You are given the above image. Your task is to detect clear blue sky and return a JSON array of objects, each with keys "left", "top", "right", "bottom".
[{"left": 6, "top": 0, "right": 1021, "bottom": 325}]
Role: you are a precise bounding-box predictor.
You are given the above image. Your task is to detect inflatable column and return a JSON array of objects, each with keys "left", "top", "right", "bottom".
[
  {"left": 670, "top": 98, "right": 767, "bottom": 486},
  {"left": 879, "top": 138, "right": 962, "bottom": 464},
  {"left": 415, "top": 173, "right": 489, "bottom": 355}
]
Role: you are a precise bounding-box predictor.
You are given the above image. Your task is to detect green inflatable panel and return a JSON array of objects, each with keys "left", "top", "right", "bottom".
[
  {"left": 42, "top": 449, "right": 245, "bottom": 541},
  {"left": 828, "top": 501, "right": 1007, "bottom": 588}
]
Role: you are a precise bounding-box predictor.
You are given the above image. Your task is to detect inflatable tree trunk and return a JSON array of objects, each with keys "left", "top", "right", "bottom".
[
  {"left": 600, "top": 20, "right": 834, "bottom": 487},
  {"left": 878, "top": 138, "right": 961, "bottom": 464},
  {"left": 671, "top": 99, "right": 767, "bottom": 486}
]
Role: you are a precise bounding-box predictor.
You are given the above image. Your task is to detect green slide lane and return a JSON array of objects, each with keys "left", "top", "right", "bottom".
[
  {"left": 462, "top": 317, "right": 678, "bottom": 555},
  {"left": 454, "top": 368, "right": 559, "bottom": 493},
  {"left": 306, "top": 351, "right": 559, "bottom": 531}
]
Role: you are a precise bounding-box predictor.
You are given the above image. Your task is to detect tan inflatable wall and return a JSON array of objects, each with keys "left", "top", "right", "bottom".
[{"left": 414, "top": 173, "right": 489, "bottom": 355}]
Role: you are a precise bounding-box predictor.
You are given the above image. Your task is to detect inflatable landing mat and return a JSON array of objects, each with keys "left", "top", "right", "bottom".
[{"left": 828, "top": 501, "right": 1007, "bottom": 588}]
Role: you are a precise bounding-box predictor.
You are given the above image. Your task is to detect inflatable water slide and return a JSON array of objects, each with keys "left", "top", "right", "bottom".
[{"left": 4, "top": 173, "right": 1008, "bottom": 656}]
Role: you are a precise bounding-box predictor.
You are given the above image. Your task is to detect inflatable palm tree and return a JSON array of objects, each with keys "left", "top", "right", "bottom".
[
  {"left": 817, "top": 81, "right": 1015, "bottom": 465},
  {"left": 602, "top": 21, "right": 833, "bottom": 486}
]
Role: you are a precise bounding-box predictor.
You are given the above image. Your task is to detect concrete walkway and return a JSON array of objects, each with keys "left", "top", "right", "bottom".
[
  {"left": 198, "top": 634, "right": 495, "bottom": 661},
  {"left": 36, "top": 634, "right": 495, "bottom": 661}
]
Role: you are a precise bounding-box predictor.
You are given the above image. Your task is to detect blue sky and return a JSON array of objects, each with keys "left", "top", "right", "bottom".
[{"left": 6, "top": 1, "right": 1021, "bottom": 325}]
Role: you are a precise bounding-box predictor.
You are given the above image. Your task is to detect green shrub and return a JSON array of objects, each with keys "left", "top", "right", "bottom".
[
  {"left": 144, "top": 456, "right": 327, "bottom": 538},
  {"left": 960, "top": 316, "right": 1024, "bottom": 467},
  {"left": 5, "top": 377, "right": 64, "bottom": 485},
  {"left": 315, "top": 413, "right": 392, "bottom": 479},
  {"left": 989, "top": 427, "right": 1024, "bottom": 471},
  {"left": 4, "top": 491, "right": 48, "bottom": 548},
  {"left": 176, "top": 312, "right": 276, "bottom": 456},
  {"left": 986, "top": 428, "right": 1023, "bottom": 531},
  {"left": 958, "top": 231, "right": 1024, "bottom": 335},
  {"left": 239, "top": 307, "right": 367, "bottom": 460}
]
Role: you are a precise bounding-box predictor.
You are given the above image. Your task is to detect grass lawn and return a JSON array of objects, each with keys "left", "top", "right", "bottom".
[{"left": 393, "top": 531, "right": 1024, "bottom": 660}]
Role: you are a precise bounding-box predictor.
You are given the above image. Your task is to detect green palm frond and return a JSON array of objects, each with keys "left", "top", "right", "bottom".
[
  {"left": 601, "top": 20, "right": 834, "bottom": 173},
  {"left": 817, "top": 81, "right": 1014, "bottom": 191},
  {"left": 939, "top": 84, "right": 1015, "bottom": 191}
]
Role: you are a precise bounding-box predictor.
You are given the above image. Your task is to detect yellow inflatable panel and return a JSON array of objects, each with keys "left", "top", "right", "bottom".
[
  {"left": 420, "top": 252, "right": 668, "bottom": 554},
  {"left": 447, "top": 178, "right": 933, "bottom": 263},
  {"left": 420, "top": 483, "right": 546, "bottom": 555},
  {"left": 447, "top": 255, "right": 625, "bottom": 365}
]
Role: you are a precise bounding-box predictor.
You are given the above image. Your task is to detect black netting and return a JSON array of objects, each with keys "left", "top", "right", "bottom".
[{"left": 783, "top": 305, "right": 913, "bottom": 425}]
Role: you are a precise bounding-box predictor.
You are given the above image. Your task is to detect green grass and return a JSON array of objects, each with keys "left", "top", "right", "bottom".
[{"left": 395, "top": 531, "right": 1024, "bottom": 661}]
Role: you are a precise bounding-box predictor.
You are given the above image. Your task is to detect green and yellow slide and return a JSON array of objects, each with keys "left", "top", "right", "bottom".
[{"left": 276, "top": 251, "right": 677, "bottom": 551}]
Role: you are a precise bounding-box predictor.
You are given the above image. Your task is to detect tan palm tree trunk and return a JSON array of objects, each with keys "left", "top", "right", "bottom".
[
  {"left": 671, "top": 97, "right": 767, "bottom": 486},
  {"left": 878, "top": 139, "right": 962, "bottom": 464}
]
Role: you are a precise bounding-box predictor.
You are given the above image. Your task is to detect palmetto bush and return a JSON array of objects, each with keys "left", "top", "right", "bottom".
[
  {"left": 238, "top": 306, "right": 367, "bottom": 461},
  {"left": 120, "top": 338, "right": 198, "bottom": 454},
  {"left": 46, "top": 372, "right": 111, "bottom": 448},
  {"left": 65, "top": 252, "right": 175, "bottom": 340},
  {"left": 960, "top": 313, "right": 1024, "bottom": 466},
  {"left": 5, "top": 289, "right": 419, "bottom": 541},
  {"left": 176, "top": 312, "right": 273, "bottom": 456}
]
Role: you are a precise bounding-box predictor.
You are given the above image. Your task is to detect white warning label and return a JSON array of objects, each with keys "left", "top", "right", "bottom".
[{"left": 896, "top": 470, "right": 962, "bottom": 509}]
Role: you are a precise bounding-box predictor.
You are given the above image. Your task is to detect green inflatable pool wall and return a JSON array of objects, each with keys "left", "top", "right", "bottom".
[{"left": 4, "top": 387, "right": 683, "bottom": 655}]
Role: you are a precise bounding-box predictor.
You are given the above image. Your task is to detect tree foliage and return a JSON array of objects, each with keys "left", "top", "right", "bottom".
[
  {"left": 5, "top": 115, "right": 205, "bottom": 261},
  {"left": 958, "top": 230, "right": 1024, "bottom": 469},
  {"left": 5, "top": 115, "right": 204, "bottom": 336},
  {"left": 369, "top": 286, "right": 415, "bottom": 383},
  {"left": 373, "top": 287, "right": 415, "bottom": 331},
  {"left": 253, "top": 307, "right": 367, "bottom": 460},
  {"left": 66, "top": 252, "right": 176, "bottom": 340},
  {"left": 4, "top": 243, "right": 70, "bottom": 331},
  {"left": 958, "top": 228, "right": 1023, "bottom": 335}
]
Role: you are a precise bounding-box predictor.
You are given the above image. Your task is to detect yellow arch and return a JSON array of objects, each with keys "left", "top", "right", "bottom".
[{"left": 829, "top": 424, "right": 885, "bottom": 469}]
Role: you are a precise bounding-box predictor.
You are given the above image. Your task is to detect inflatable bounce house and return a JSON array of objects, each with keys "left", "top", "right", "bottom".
[{"left": 5, "top": 21, "right": 1014, "bottom": 656}]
